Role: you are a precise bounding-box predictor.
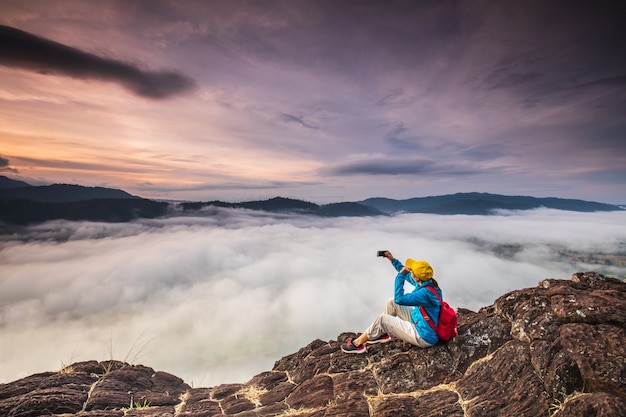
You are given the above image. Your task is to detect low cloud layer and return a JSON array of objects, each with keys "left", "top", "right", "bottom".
[
  {"left": 1, "top": 209, "right": 624, "bottom": 386},
  {"left": 0, "top": 25, "right": 195, "bottom": 99}
]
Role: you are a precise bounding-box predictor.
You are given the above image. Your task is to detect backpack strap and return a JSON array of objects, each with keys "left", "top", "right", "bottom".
[
  {"left": 417, "top": 286, "right": 442, "bottom": 332},
  {"left": 424, "top": 285, "right": 443, "bottom": 303}
]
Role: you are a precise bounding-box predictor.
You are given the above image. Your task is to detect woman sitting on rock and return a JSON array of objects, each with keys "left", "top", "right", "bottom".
[{"left": 341, "top": 251, "right": 441, "bottom": 354}]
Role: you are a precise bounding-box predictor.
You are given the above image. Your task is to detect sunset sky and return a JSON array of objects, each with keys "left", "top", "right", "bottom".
[{"left": 1, "top": 1, "right": 625, "bottom": 204}]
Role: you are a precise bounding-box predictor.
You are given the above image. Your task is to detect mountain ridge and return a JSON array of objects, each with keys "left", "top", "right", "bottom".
[
  {"left": 359, "top": 192, "right": 621, "bottom": 214},
  {"left": 180, "top": 197, "right": 384, "bottom": 217},
  {"left": 0, "top": 175, "right": 622, "bottom": 226},
  {"left": 0, "top": 182, "right": 139, "bottom": 202},
  {"left": 0, "top": 176, "right": 30, "bottom": 189}
]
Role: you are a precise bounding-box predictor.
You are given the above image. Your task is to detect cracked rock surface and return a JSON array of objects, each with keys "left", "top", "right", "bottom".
[{"left": 1, "top": 272, "right": 624, "bottom": 416}]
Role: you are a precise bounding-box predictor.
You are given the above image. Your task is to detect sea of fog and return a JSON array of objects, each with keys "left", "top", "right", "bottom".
[{"left": 1, "top": 208, "right": 625, "bottom": 386}]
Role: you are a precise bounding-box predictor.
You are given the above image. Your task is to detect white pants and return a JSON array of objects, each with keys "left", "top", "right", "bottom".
[{"left": 365, "top": 297, "right": 433, "bottom": 348}]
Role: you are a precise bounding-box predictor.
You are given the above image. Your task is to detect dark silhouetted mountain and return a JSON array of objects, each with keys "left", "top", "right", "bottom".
[
  {"left": 0, "top": 176, "right": 161, "bottom": 226},
  {"left": 359, "top": 192, "right": 622, "bottom": 214},
  {"left": 318, "top": 202, "right": 384, "bottom": 217},
  {"left": 181, "top": 197, "right": 384, "bottom": 217},
  {"left": 0, "top": 182, "right": 138, "bottom": 202},
  {"left": 0, "top": 175, "right": 31, "bottom": 189},
  {"left": 0, "top": 198, "right": 168, "bottom": 226},
  {"left": 182, "top": 197, "right": 318, "bottom": 213},
  {"left": 0, "top": 176, "right": 621, "bottom": 227},
  {"left": 240, "top": 197, "right": 320, "bottom": 212}
]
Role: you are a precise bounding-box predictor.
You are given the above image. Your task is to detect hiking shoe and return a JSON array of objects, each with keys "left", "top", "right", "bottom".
[
  {"left": 341, "top": 338, "right": 366, "bottom": 354},
  {"left": 366, "top": 334, "right": 392, "bottom": 344}
]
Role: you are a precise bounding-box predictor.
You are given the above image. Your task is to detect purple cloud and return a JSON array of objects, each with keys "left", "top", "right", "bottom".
[{"left": 0, "top": 25, "right": 196, "bottom": 99}]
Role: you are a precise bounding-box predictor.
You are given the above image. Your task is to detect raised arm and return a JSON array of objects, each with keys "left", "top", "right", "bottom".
[{"left": 382, "top": 251, "right": 419, "bottom": 287}]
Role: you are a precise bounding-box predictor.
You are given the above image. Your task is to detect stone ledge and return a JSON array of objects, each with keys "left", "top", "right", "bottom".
[{"left": 1, "top": 272, "right": 624, "bottom": 417}]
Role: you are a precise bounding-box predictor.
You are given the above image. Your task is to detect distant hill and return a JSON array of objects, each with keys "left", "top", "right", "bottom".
[
  {"left": 0, "top": 198, "right": 169, "bottom": 226},
  {"left": 318, "top": 201, "right": 384, "bottom": 217},
  {"left": 181, "top": 197, "right": 384, "bottom": 217},
  {"left": 359, "top": 192, "right": 623, "bottom": 214},
  {"left": 0, "top": 176, "right": 30, "bottom": 189},
  {"left": 0, "top": 175, "right": 622, "bottom": 227},
  {"left": 0, "top": 182, "right": 139, "bottom": 202},
  {"left": 0, "top": 176, "right": 157, "bottom": 226}
]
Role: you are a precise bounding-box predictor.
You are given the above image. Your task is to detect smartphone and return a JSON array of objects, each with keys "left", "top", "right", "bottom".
[{"left": 377, "top": 250, "right": 387, "bottom": 257}]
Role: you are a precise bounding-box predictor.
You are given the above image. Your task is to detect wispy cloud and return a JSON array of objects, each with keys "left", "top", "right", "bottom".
[
  {"left": 280, "top": 113, "right": 320, "bottom": 130},
  {"left": 483, "top": 67, "right": 542, "bottom": 91},
  {"left": 0, "top": 25, "right": 196, "bottom": 99},
  {"left": 0, "top": 155, "right": 17, "bottom": 173},
  {"left": 321, "top": 156, "right": 480, "bottom": 177},
  {"left": 134, "top": 178, "right": 322, "bottom": 195},
  {"left": 565, "top": 75, "right": 626, "bottom": 91}
]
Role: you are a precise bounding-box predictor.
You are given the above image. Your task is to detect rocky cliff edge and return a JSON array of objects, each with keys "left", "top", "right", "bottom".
[{"left": 1, "top": 272, "right": 625, "bottom": 417}]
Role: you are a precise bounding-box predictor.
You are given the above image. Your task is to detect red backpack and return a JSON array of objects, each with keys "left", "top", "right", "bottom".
[{"left": 419, "top": 286, "right": 458, "bottom": 341}]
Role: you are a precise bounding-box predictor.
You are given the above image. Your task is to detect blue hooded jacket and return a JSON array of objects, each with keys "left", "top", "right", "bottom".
[{"left": 391, "top": 258, "right": 441, "bottom": 345}]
